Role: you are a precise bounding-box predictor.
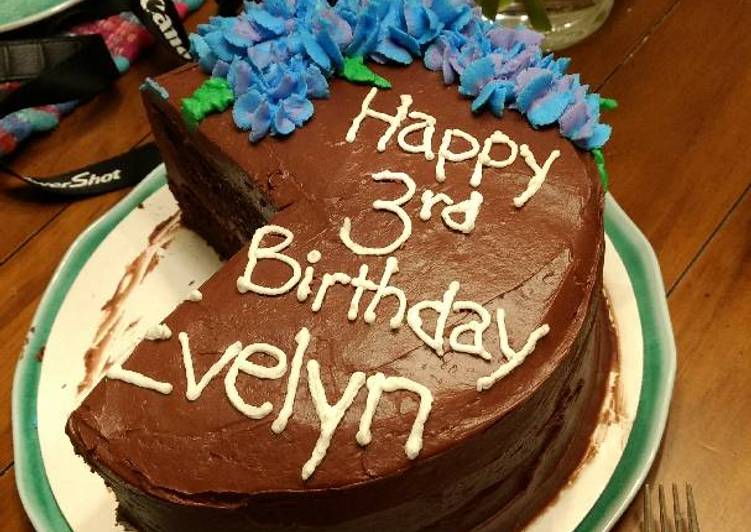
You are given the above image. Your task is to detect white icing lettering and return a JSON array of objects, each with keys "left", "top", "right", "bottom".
[
  {"left": 107, "top": 364, "right": 173, "bottom": 395},
  {"left": 307, "top": 249, "right": 322, "bottom": 263},
  {"left": 397, "top": 111, "right": 437, "bottom": 160},
  {"left": 296, "top": 251, "right": 320, "bottom": 302},
  {"left": 348, "top": 264, "right": 378, "bottom": 321},
  {"left": 237, "top": 225, "right": 302, "bottom": 295},
  {"left": 178, "top": 332, "right": 241, "bottom": 401},
  {"left": 339, "top": 170, "right": 416, "bottom": 256},
  {"left": 114, "top": 90, "right": 576, "bottom": 471},
  {"left": 271, "top": 327, "right": 310, "bottom": 433},
  {"left": 436, "top": 129, "right": 480, "bottom": 183},
  {"left": 106, "top": 339, "right": 172, "bottom": 394},
  {"left": 448, "top": 301, "right": 492, "bottom": 361},
  {"left": 419, "top": 190, "right": 453, "bottom": 221},
  {"left": 346, "top": 88, "right": 412, "bottom": 152},
  {"left": 407, "top": 281, "right": 460, "bottom": 356},
  {"left": 363, "top": 256, "right": 406, "bottom": 329},
  {"left": 302, "top": 360, "right": 366, "bottom": 480},
  {"left": 476, "top": 308, "right": 550, "bottom": 391},
  {"left": 440, "top": 191, "right": 484, "bottom": 234},
  {"left": 311, "top": 272, "right": 352, "bottom": 313},
  {"left": 297, "top": 266, "right": 315, "bottom": 302},
  {"left": 356, "top": 372, "right": 433, "bottom": 459},
  {"left": 471, "top": 131, "right": 518, "bottom": 187},
  {"left": 225, "top": 343, "right": 288, "bottom": 419},
  {"left": 514, "top": 144, "right": 560, "bottom": 208}
]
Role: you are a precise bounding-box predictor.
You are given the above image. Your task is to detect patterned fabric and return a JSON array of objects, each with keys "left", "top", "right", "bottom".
[{"left": 0, "top": 0, "right": 204, "bottom": 158}]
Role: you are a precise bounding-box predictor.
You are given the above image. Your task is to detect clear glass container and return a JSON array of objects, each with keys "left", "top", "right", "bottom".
[{"left": 493, "top": 0, "right": 614, "bottom": 51}]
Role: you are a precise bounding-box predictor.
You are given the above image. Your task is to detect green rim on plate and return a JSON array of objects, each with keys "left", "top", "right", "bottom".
[
  {"left": 12, "top": 167, "right": 167, "bottom": 532},
  {"left": 12, "top": 169, "right": 675, "bottom": 532},
  {"left": 575, "top": 196, "right": 676, "bottom": 531},
  {"left": 0, "top": 0, "right": 85, "bottom": 33}
]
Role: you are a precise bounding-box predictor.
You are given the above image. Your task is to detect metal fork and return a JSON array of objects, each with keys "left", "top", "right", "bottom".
[{"left": 642, "top": 483, "right": 700, "bottom": 532}]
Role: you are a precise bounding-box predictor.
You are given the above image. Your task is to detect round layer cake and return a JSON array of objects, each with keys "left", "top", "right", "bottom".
[{"left": 66, "top": 1, "right": 614, "bottom": 530}]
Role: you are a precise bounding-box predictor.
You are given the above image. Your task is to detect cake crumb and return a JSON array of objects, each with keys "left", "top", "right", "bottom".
[
  {"left": 187, "top": 289, "right": 203, "bottom": 302},
  {"left": 144, "top": 323, "right": 172, "bottom": 341}
]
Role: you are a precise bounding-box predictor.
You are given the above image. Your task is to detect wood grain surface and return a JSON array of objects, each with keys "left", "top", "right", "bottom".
[{"left": 1, "top": 1, "right": 749, "bottom": 530}]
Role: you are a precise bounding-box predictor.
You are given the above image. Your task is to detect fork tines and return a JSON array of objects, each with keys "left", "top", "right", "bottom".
[{"left": 642, "top": 482, "right": 700, "bottom": 532}]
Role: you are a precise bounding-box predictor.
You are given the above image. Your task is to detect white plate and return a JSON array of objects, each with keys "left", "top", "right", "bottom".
[{"left": 13, "top": 165, "right": 676, "bottom": 531}]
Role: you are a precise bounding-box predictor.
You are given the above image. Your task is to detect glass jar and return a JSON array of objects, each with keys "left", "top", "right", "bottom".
[{"left": 493, "top": 0, "right": 614, "bottom": 51}]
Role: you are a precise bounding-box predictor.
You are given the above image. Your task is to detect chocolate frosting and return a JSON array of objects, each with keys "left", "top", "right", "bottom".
[{"left": 67, "top": 63, "right": 611, "bottom": 531}]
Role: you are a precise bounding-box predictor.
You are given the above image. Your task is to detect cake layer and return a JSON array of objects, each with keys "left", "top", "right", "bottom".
[{"left": 68, "top": 62, "right": 611, "bottom": 531}]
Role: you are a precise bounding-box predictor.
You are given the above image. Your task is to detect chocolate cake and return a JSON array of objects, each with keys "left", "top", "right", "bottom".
[{"left": 67, "top": 1, "right": 615, "bottom": 530}]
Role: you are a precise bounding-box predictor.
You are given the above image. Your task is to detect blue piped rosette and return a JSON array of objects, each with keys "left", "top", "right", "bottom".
[{"left": 188, "top": 0, "right": 610, "bottom": 149}]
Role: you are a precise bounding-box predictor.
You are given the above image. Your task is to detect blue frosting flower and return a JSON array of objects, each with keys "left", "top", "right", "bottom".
[
  {"left": 192, "top": 0, "right": 351, "bottom": 140},
  {"left": 230, "top": 56, "right": 324, "bottom": 141},
  {"left": 189, "top": 0, "right": 611, "bottom": 149},
  {"left": 448, "top": 22, "right": 610, "bottom": 148}
]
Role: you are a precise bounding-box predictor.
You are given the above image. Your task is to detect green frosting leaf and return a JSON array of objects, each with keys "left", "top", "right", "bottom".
[
  {"left": 181, "top": 77, "right": 235, "bottom": 128},
  {"left": 600, "top": 97, "right": 618, "bottom": 111},
  {"left": 340, "top": 56, "right": 392, "bottom": 89},
  {"left": 591, "top": 148, "right": 609, "bottom": 191}
]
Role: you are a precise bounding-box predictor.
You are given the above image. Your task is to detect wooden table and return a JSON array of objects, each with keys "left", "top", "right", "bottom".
[{"left": 1, "top": 1, "right": 749, "bottom": 529}]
